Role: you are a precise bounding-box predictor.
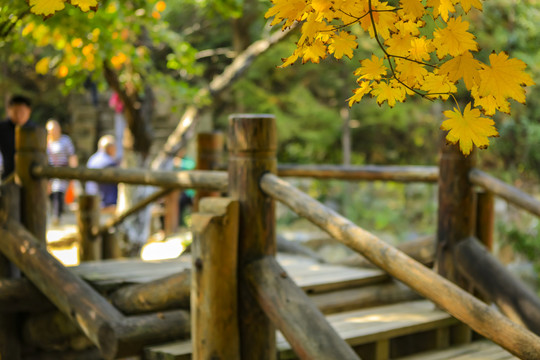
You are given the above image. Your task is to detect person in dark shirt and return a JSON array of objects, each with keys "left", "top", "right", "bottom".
[
  {"left": 0, "top": 95, "right": 34, "bottom": 180},
  {"left": 86, "top": 135, "right": 118, "bottom": 212}
]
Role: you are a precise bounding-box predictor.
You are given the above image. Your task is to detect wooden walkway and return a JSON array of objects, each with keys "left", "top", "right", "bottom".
[
  {"left": 71, "top": 253, "right": 388, "bottom": 293},
  {"left": 67, "top": 254, "right": 517, "bottom": 360}
]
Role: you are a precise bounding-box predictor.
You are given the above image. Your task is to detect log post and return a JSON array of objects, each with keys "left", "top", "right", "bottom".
[
  {"left": 78, "top": 194, "right": 102, "bottom": 261},
  {"left": 436, "top": 141, "right": 475, "bottom": 286},
  {"left": 475, "top": 190, "right": 494, "bottom": 251},
  {"left": 194, "top": 132, "right": 224, "bottom": 211},
  {"left": 191, "top": 197, "right": 240, "bottom": 360},
  {"left": 228, "top": 114, "right": 277, "bottom": 360},
  {"left": 15, "top": 125, "right": 48, "bottom": 243},
  {"left": 102, "top": 228, "right": 123, "bottom": 260},
  {"left": 0, "top": 183, "right": 22, "bottom": 359},
  {"left": 163, "top": 190, "right": 180, "bottom": 234}
]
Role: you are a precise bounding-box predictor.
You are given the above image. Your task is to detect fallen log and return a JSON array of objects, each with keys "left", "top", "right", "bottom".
[
  {"left": 0, "top": 278, "right": 52, "bottom": 313},
  {"left": 110, "top": 270, "right": 191, "bottom": 315},
  {"left": 115, "top": 310, "right": 191, "bottom": 357},
  {"left": 22, "top": 309, "right": 190, "bottom": 357}
]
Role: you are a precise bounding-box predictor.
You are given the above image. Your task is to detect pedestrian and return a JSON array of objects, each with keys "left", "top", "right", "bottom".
[
  {"left": 46, "top": 119, "right": 78, "bottom": 225},
  {"left": 86, "top": 135, "right": 118, "bottom": 212},
  {"left": 0, "top": 94, "right": 35, "bottom": 181}
]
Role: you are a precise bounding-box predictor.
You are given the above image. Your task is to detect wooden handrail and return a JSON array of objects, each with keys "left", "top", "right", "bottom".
[
  {"left": 469, "top": 168, "right": 540, "bottom": 217},
  {"left": 456, "top": 236, "right": 540, "bottom": 335},
  {"left": 31, "top": 165, "right": 228, "bottom": 191},
  {"left": 245, "top": 256, "right": 360, "bottom": 360},
  {"left": 216, "top": 163, "right": 440, "bottom": 182},
  {"left": 278, "top": 164, "right": 438, "bottom": 182},
  {"left": 260, "top": 173, "right": 540, "bottom": 359}
]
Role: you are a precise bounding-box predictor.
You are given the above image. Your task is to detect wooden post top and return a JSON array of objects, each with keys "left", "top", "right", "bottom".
[
  {"left": 228, "top": 114, "right": 276, "bottom": 153},
  {"left": 15, "top": 126, "right": 47, "bottom": 152}
]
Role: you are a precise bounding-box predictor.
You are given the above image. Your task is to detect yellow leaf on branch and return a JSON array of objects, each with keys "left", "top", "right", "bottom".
[
  {"left": 439, "top": 51, "right": 481, "bottom": 90},
  {"left": 354, "top": 55, "right": 387, "bottom": 81},
  {"left": 441, "top": 103, "right": 499, "bottom": 155},
  {"left": 372, "top": 81, "right": 406, "bottom": 107},
  {"left": 477, "top": 52, "right": 535, "bottom": 107},
  {"left": 71, "top": 0, "right": 98, "bottom": 12},
  {"left": 29, "top": 0, "right": 66, "bottom": 17},
  {"left": 433, "top": 16, "right": 478, "bottom": 59},
  {"left": 328, "top": 32, "right": 358, "bottom": 60}
]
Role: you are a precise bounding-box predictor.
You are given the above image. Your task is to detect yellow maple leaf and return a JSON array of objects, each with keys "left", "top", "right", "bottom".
[
  {"left": 385, "top": 33, "right": 414, "bottom": 57},
  {"left": 478, "top": 52, "right": 535, "bottom": 106},
  {"left": 29, "top": 0, "right": 66, "bottom": 17},
  {"left": 458, "top": 0, "right": 483, "bottom": 13},
  {"left": 438, "top": 51, "right": 481, "bottom": 90},
  {"left": 279, "top": 49, "right": 301, "bottom": 68},
  {"left": 409, "top": 37, "right": 433, "bottom": 62},
  {"left": 472, "top": 92, "right": 510, "bottom": 115},
  {"left": 360, "top": 0, "right": 397, "bottom": 40},
  {"left": 299, "top": 13, "right": 333, "bottom": 45},
  {"left": 71, "top": 0, "right": 98, "bottom": 12},
  {"left": 328, "top": 32, "right": 358, "bottom": 60},
  {"left": 333, "top": 0, "right": 363, "bottom": 24},
  {"left": 371, "top": 81, "right": 406, "bottom": 107},
  {"left": 400, "top": 0, "right": 425, "bottom": 20},
  {"left": 348, "top": 81, "right": 372, "bottom": 106},
  {"left": 427, "top": 0, "right": 455, "bottom": 21},
  {"left": 301, "top": 39, "right": 327, "bottom": 64},
  {"left": 433, "top": 17, "right": 478, "bottom": 59},
  {"left": 354, "top": 54, "right": 387, "bottom": 81},
  {"left": 395, "top": 58, "right": 427, "bottom": 88},
  {"left": 311, "top": 0, "right": 334, "bottom": 20},
  {"left": 441, "top": 103, "right": 499, "bottom": 155},
  {"left": 394, "top": 20, "right": 422, "bottom": 36},
  {"left": 265, "top": 0, "right": 309, "bottom": 28},
  {"left": 420, "top": 72, "right": 456, "bottom": 100}
]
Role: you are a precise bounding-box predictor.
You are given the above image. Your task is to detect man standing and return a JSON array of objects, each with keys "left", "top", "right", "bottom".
[
  {"left": 86, "top": 135, "right": 118, "bottom": 212},
  {"left": 0, "top": 95, "right": 34, "bottom": 180}
]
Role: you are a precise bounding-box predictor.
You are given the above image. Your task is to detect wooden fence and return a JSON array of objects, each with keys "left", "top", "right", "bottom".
[{"left": 1, "top": 115, "right": 540, "bottom": 359}]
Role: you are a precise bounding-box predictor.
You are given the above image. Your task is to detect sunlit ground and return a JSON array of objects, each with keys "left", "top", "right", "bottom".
[{"left": 47, "top": 223, "right": 191, "bottom": 266}]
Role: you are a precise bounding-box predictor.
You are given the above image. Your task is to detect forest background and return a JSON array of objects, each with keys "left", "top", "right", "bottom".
[{"left": 1, "top": 0, "right": 540, "bottom": 285}]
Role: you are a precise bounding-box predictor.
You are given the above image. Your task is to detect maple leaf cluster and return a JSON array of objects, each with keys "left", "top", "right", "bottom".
[
  {"left": 28, "top": 0, "right": 99, "bottom": 17},
  {"left": 265, "top": 0, "right": 535, "bottom": 155}
]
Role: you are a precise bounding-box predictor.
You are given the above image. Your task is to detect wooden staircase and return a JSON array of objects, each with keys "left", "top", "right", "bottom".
[{"left": 74, "top": 254, "right": 517, "bottom": 360}]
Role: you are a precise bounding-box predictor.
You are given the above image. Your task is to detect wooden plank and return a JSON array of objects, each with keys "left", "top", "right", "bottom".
[
  {"left": 72, "top": 254, "right": 386, "bottom": 293},
  {"left": 145, "top": 300, "right": 457, "bottom": 360},
  {"left": 277, "top": 300, "right": 457, "bottom": 350},
  {"left": 396, "top": 340, "right": 517, "bottom": 360}
]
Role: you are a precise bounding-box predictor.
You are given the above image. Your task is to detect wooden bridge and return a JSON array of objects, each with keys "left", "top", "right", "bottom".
[{"left": 1, "top": 114, "right": 540, "bottom": 359}]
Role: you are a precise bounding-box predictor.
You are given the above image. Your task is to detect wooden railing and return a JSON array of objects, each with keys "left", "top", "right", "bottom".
[{"left": 2, "top": 116, "right": 540, "bottom": 359}]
